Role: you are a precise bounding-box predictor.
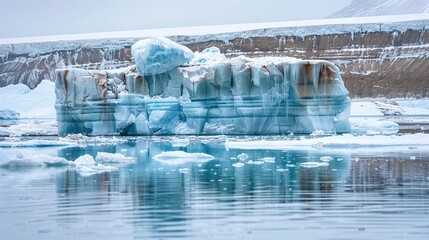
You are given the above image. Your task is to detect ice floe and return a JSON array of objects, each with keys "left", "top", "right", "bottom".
[
  {"left": 95, "top": 152, "right": 136, "bottom": 164},
  {"left": 152, "top": 151, "right": 215, "bottom": 165},
  {"left": 226, "top": 133, "right": 429, "bottom": 153},
  {"left": 300, "top": 162, "right": 330, "bottom": 168},
  {"left": 73, "top": 154, "right": 118, "bottom": 177},
  {"left": 0, "top": 154, "right": 72, "bottom": 169}
]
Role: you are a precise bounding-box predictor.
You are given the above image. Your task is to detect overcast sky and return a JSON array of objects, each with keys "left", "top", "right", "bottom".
[{"left": 0, "top": 0, "right": 351, "bottom": 38}]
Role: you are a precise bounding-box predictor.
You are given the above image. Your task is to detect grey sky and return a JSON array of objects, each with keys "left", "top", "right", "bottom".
[{"left": 0, "top": 0, "right": 351, "bottom": 38}]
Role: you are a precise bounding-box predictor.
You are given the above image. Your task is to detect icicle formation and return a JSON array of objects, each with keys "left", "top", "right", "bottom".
[{"left": 54, "top": 38, "right": 351, "bottom": 136}]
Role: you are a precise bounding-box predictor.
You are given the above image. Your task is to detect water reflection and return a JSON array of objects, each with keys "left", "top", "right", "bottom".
[
  {"left": 1, "top": 138, "right": 429, "bottom": 240},
  {"left": 55, "top": 140, "right": 353, "bottom": 239}
]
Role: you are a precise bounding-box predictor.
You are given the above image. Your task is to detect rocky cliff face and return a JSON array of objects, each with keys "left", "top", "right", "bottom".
[
  {"left": 0, "top": 44, "right": 134, "bottom": 89},
  {"left": 1, "top": 25, "right": 429, "bottom": 98}
]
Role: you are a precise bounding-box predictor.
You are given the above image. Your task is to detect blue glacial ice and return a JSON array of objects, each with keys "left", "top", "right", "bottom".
[
  {"left": 54, "top": 38, "right": 351, "bottom": 136},
  {"left": 131, "top": 37, "right": 194, "bottom": 76}
]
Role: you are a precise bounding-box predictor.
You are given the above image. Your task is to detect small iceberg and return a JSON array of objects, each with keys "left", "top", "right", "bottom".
[
  {"left": 259, "top": 157, "right": 275, "bottom": 163},
  {"left": 95, "top": 152, "right": 136, "bottom": 164},
  {"left": 153, "top": 151, "right": 215, "bottom": 165},
  {"left": 300, "top": 162, "right": 330, "bottom": 168},
  {"left": 0, "top": 154, "right": 72, "bottom": 169},
  {"left": 74, "top": 154, "right": 117, "bottom": 177},
  {"left": 237, "top": 153, "right": 249, "bottom": 161},
  {"left": 232, "top": 162, "right": 245, "bottom": 168},
  {"left": 320, "top": 156, "right": 334, "bottom": 162}
]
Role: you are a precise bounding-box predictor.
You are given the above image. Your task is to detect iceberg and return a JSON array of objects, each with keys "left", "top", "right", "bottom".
[{"left": 54, "top": 37, "right": 351, "bottom": 136}]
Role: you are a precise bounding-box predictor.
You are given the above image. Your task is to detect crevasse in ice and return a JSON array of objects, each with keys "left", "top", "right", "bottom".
[{"left": 54, "top": 38, "right": 351, "bottom": 136}]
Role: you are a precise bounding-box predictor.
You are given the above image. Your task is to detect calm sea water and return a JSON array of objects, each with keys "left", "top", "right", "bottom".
[{"left": 1, "top": 136, "right": 429, "bottom": 240}]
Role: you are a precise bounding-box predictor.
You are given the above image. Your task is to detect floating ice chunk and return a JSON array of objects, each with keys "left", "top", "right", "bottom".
[
  {"left": 259, "top": 157, "right": 275, "bottom": 163},
  {"left": 300, "top": 162, "right": 329, "bottom": 168},
  {"left": 76, "top": 165, "right": 117, "bottom": 177},
  {"left": 95, "top": 152, "right": 136, "bottom": 164},
  {"left": 246, "top": 160, "right": 254, "bottom": 164},
  {"left": 276, "top": 168, "right": 288, "bottom": 172},
  {"left": 232, "top": 162, "right": 245, "bottom": 168},
  {"left": 253, "top": 160, "right": 265, "bottom": 165},
  {"left": 131, "top": 37, "right": 193, "bottom": 75},
  {"left": 41, "top": 155, "right": 73, "bottom": 167},
  {"left": 153, "top": 151, "right": 215, "bottom": 165},
  {"left": 320, "top": 156, "right": 334, "bottom": 162},
  {"left": 74, "top": 154, "right": 96, "bottom": 165},
  {"left": 0, "top": 154, "right": 72, "bottom": 169},
  {"left": 74, "top": 154, "right": 118, "bottom": 176},
  {"left": 178, "top": 168, "right": 190, "bottom": 173},
  {"left": 237, "top": 153, "right": 249, "bottom": 161}
]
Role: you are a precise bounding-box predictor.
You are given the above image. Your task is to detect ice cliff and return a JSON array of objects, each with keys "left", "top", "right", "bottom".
[{"left": 54, "top": 38, "right": 350, "bottom": 136}]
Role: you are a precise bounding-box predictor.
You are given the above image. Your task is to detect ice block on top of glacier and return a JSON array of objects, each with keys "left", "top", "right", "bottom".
[{"left": 131, "top": 37, "right": 194, "bottom": 76}]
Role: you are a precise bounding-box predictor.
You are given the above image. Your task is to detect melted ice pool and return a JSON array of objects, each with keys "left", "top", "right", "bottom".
[{"left": 1, "top": 135, "right": 429, "bottom": 240}]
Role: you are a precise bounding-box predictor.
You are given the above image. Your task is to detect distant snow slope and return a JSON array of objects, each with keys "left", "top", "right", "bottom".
[{"left": 331, "top": 0, "right": 429, "bottom": 18}]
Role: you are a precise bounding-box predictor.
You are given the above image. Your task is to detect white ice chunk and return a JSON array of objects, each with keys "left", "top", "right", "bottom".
[
  {"left": 0, "top": 154, "right": 72, "bottom": 169},
  {"left": 232, "top": 162, "right": 245, "bottom": 168},
  {"left": 259, "top": 157, "right": 276, "bottom": 163},
  {"left": 153, "top": 151, "right": 215, "bottom": 165},
  {"left": 253, "top": 160, "right": 265, "bottom": 165},
  {"left": 74, "top": 154, "right": 96, "bottom": 165},
  {"left": 237, "top": 153, "right": 249, "bottom": 161},
  {"left": 76, "top": 165, "right": 117, "bottom": 177},
  {"left": 320, "top": 156, "right": 334, "bottom": 162},
  {"left": 178, "top": 168, "right": 190, "bottom": 173},
  {"left": 300, "top": 162, "right": 330, "bottom": 168},
  {"left": 95, "top": 152, "right": 136, "bottom": 164}
]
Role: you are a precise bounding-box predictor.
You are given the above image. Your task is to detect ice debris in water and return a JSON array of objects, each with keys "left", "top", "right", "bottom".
[
  {"left": 76, "top": 165, "right": 117, "bottom": 177},
  {"left": 153, "top": 151, "right": 215, "bottom": 165},
  {"left": 73, "top": 154, "right": 117, "bottom": 177},
  {"left": 237, "top": 153, "right": 249, "bottom": 161},
  {"left": 300, "top": 162, "right": 330, "bottom": 168},
  {"left": 178, "top": 168, "right": 190, "bottom": 173},
  {"left": 252, "top": 160, "right": 265, "bottom": 165},
  {"left": 74, "top": 154, "right": 96, "bottom": 165},
  {"left": 259, "top": 157, "right": 275, "bottom": 163},
  {"left": 95, "top": 152, "right": 136, "bottom": 164},
  {"left": 131, "top": 37, "right": 194, "bottom": 75},
  {"left": 320, "top": 156, "right": 334, "bottom": 162},
  {"left": 0, "top": 154, "right": 72, "bottom": 169},
  {"left": 232, "top": 162, "right": 245, "bottom": 168}
]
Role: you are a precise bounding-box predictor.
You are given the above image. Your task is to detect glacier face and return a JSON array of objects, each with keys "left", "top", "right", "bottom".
[{"left": 54, "top": 40, "right": 351, "bottom": 136}]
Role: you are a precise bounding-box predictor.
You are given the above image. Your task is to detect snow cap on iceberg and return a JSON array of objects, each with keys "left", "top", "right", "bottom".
[{"left": 131, "top": 37, "right": 194, "bottom": 76}]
